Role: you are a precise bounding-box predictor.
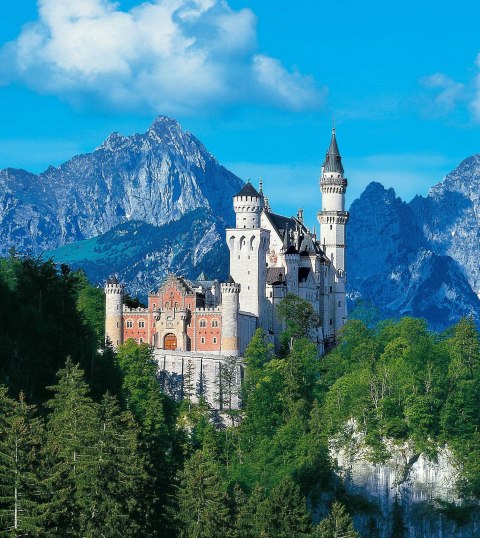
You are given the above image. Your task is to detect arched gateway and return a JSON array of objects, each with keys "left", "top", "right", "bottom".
[{"left": 164, "top": 333, "right": 177, "bottom": 350}]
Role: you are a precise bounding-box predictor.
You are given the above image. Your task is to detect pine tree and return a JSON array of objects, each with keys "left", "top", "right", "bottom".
[
  {"left": 177, "top": 450, "right": 231, "bottom": 538},
  {"left": 76, "top": 393, "right": 145, "bottom": 537},
  {"left": 0, "top": 388, "right": 43, "bottom": 536},
  {"left": 314, "top": 501, "right": 360, "bottom": 538},
  {"left": 116, "top": 340, "right": 180, "bottom": 536},
  {"left": 41, "top": 359, "right": 99, "bottom": 536},
  {"left": 257, "top": 477, "right": 311, "bottom": 537},
  {"left": 232, "top": 484, "right": 265, "bottom": 538}
]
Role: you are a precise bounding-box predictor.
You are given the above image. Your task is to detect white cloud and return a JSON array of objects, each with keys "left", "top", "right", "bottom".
[
  {"left": 0, "top": 0, "right": 324, "bottom": 114},
  {"left": 420, "top": 72, "right": 466, "bottom": 113}
]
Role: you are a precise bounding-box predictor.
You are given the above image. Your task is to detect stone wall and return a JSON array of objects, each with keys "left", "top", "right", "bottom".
[{"left": 155, "top": 349, "right": 242, "bottom": 410}]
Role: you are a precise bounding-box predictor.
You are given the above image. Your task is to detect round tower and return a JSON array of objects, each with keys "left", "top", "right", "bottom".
[
  {"left": 220, "top": 279, "right": 241, "bottom": 356},
  {"left": 233, "top": 181, "right": 264, "bottom": 229},
  {"left": 284, "top": 246, "right": 300, "bottom": 295},
  {"left": 105, "top": 277, "right": 125, "bottom": 348}
]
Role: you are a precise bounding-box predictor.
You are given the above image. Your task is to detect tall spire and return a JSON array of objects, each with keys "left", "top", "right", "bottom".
[{"left": 322, "top": 127, "right": 344, "bottom": 174}]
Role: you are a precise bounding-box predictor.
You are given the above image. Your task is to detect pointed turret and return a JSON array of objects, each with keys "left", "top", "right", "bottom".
[{"left": 322, "top": 128, "right": 344, "bottom": 175}]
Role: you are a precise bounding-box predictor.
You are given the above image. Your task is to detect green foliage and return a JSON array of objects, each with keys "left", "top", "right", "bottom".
[
  {"left": 276, "top": 293, "right": 320, "bottom": 348},
  {"left": 257, "top": 476, "right": 312, "bottom": 537},
  {"left": 177, "top": 450, "right": 230, "bottom": 538},
  {"left": 116, "top": 340, "right": 183, "bottom": 536},
  {"left": 314, "top": 501, "right": 360, "bottom": 538},
  {"left": 0, "top": 388, "right": 43, "bottom": 536}
]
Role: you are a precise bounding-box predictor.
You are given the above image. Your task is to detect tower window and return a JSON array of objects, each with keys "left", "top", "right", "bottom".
[
  {"left": 213, "top": 337, "right": 217, "bottom": 344},
  {"left": 201, "top": 337, "right": 205, "bottom": 344},
  {"left": 212, "top": 319, "right": 218, "bottom": 328},
  {"left": 330, "top": 225, "right": 333, "bottom": 230},
  {"left": 200, "top": 319, "right": 206, "bottom": 328},
  {"left": 139, "top": 320, "right": 145, "bottom": 328},
  {"left": 330, "top": 286, "right": 332, "bottom": 292},
  {"left": 126, "top": 320, "right": 133, "bottom": 328},
  {"left": 330, "top": 319, "right": 333, "bottom": 325},
  {"left": 338, "top": 301, "right": 341, "bottom": 307}
]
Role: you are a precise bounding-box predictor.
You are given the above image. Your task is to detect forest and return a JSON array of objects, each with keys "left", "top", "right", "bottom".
[{"left": 0, "top": 255, "right": 479, "bottom": 537}]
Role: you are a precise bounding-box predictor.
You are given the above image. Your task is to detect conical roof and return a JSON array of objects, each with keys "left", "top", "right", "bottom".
[
  {"left": 322, "top": 128, "right": 344, "bottom": 174},
  {"left": 235, "top": 181, "right": 261, "bottom": 198}
]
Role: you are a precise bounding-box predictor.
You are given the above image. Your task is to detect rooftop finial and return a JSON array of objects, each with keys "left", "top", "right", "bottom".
[
  {"left": 259, "top": 177, "right": 263, "bottom": 195},
  {"left": 332, "top": 115, "right": 336, "bottom": 134}
]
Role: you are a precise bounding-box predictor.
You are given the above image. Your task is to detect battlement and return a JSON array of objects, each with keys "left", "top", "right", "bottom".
[
  {"left": 123, "top": 307, "right": 149, "bottom": 313},
  {"left": 194, "top": 307, "right": 222, "bottom": 313},
  {"left": 105, "top": 283, "right": 125, "bottom": 294},
  {"left": 221, "top": 282, "right": 241, "bottom": 293}
]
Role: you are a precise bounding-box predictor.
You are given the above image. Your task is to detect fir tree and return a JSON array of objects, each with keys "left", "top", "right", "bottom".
[
  {"left": 177, "top": 450, "right": 230, "bottom": 538},
  {"left": 41, "top": 359, "right": 99, "bottom": 536},
  {"left": 257, "top": 477, "right": 311, "bottom": 537},
  {"left": 314, "top": 501, "right": 360, "bottom": 538},
  {"left": 76, "top": 393, "right": 145, "bottom": 537},
  {"left": 0, "top": 389, "right": 43, "bottom": 536}
]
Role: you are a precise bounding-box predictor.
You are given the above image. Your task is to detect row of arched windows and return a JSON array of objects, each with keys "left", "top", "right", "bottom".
[
  {"left": 199, "top": 318, "right": 219, "bottom": 328},
  {"left": 125, "top": 319, "right": 146, "bottom": 329}
]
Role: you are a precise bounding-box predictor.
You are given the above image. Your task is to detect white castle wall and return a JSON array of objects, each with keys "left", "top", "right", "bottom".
[{"left": 155, "top": 349, "right": 242, "bottom": 410}]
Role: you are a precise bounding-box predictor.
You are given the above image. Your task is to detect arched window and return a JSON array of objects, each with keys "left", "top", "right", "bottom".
[
  {"left": 250, "top": 235, "right": 256, "bottom": 251},
  {"left": 138, "top": 320, "right": 145, "bottom": 328},
  {"left": 126, "top": 320, "right": 133, "bottom": 328},
  {"left": 199, "top": 319, "right": 207, "bottom": 328},
  {"left": 201, "top": 337, "right": 205, "bottom": 344},
  {"left": 212, "top": 319, "right": 218, "bottom": 328},
  {"left": 213, "top": 337, "right": 217, "bottom": 344}
]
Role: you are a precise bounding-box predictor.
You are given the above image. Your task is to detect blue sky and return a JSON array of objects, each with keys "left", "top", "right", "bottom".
[{"left": 0, "top": 0, "right": 479, "bottom": 226}]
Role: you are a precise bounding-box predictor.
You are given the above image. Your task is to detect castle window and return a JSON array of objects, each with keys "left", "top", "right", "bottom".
[
  {"left": 139, "top": 320, "right": 145, "bottom": 328},
  {"left": 140, "top": 338, "right": 143, "bottom": 343},
  {"left": 330, "top": 319, "right": 333, "bottom": 325},
  {"left": 153, "top": 303, "right": 156, "bottom": 309},
  {"left": 116, "top": 322, "right": 119, "bottom": 328},
  {"left": 213, "top": 337, "right": 217, "bottom": 344},
  {"left": 165, "top": 302, "right": 170, "bottom": 308},
  {"left": 201, "top": 337, "right": 205, "bottom": 344},
  {"left": 174, "top": 302, "right": 178, "bottom": 308},
  {"left": 338, "top": 301, "right": 341, "bottom": 307},
  {"left": 200, "top": 319, "right": 207, "bottom": 328},
  {"left": 212, "top": 319, "right": 218, "bottom": 328},
  {"left": 330, "top": 225, "right": 333, "bottom": 230},
  {"left": 330, "top": 286, "right": 332, "bottom": 293},
  {"left": 126, "top": 320, "right": 133, "bottom": 328}
]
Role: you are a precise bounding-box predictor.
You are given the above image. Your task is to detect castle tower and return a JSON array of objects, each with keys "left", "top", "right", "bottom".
[
  {"left": 220, "top": 279, "right": 241, "bottom": 355},
  {"left": 318, "top": 128, "right": 349, "bottom": 332},
  {"left": 105, "top": 277, "right": 125, "bottom": 348},
  {"left": 227, "top": 182, "right": 270, "bottom": 318},
  {"left": 285, "top": 246, "right": 300, "bottom": 295}
]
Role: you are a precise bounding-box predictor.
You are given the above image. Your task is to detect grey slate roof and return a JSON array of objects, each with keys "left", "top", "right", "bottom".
[
  {"left": 235, "top": 182, "right": 261, "bottom": 198},
  {"left": 266, "top": 267, "right": 286, "bottom": 285},
  {"left": 322, "top": 129, "right": 344, "bottom": 174}
]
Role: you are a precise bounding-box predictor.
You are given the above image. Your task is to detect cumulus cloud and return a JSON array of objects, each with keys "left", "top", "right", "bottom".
[{"left": 0, "top": 0, "right": 324, "bottom": 114}]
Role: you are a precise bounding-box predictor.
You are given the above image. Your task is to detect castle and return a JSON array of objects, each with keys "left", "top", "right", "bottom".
[{"left": 105, "top": 128, "right": 349, "bottom": 407}]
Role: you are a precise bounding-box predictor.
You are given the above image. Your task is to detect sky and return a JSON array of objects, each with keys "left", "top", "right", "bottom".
[{"left": 0, "top": 0, "right": 479, "bottom": 227}]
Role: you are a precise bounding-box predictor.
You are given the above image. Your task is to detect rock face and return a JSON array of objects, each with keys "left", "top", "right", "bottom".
[
  {"left": 347, "top": 157, "right": 480, "bottom": 329},
  {"left": 0, "top": 116, "right": 243, "bottom": 255},
  {"left": 331, "top": 425, "right": 479, "bottom": 537},
  {"left": 45, "top": 209, "right": 229, "bottom": 298}
]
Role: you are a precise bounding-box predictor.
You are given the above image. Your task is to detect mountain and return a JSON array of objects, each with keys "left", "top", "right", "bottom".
[
  {"left": 347, "top": 158, "right": 480, "bottom": 329},
  {"left": 0, "top": 116, "right": 243, "bottom": 255},
  {"left": 45, "top": 208, "right": 229, "bottom": 298}
]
